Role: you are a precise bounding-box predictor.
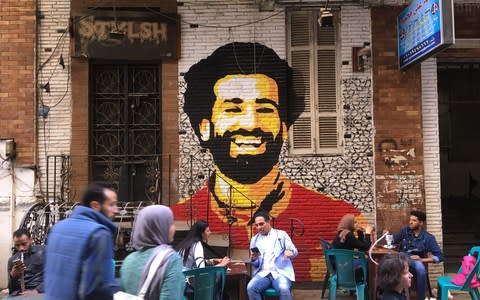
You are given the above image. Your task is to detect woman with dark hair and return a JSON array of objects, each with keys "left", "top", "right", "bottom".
[
  {"left": 378, "top": 254, "right": 413, "bottom": 300},
  {"left": 176, "top": 220, "right": 230, "bottom": 270},
  {"left": 333, "top": 214, "right": 374, "bottom": 251}
]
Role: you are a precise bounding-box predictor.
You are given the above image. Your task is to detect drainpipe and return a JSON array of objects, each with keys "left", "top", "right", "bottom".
[
  {"left": 10, "top": 158, "right": 16, "bottom": 233},
  {"left": 34, "top": 0, "right": 41, "bottom": 196}
]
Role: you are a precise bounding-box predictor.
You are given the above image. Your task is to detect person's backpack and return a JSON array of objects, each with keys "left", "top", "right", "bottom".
[{"left": 451, "top": 255, "right": 480, "bottom": 288}]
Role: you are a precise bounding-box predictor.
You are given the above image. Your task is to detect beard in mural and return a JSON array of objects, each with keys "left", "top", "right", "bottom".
[
  {"left": 172, "top": 42, "right": 360, "bottom": 282},
  {"left": 207, "top": 127, "right": 284, "bottom": 185}
]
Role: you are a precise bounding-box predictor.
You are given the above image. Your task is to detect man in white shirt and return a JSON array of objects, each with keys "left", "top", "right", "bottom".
[{"left": 247, "top": 211, "right": 298, "bottom": 300}]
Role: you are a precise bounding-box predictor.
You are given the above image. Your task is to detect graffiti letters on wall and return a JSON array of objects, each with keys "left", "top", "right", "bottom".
[
  {"left": 73, "top": 10, "right": 179, "bottom": 59},
  {"left": 173, "top": 42, "right": 367, "bottom": 281}
]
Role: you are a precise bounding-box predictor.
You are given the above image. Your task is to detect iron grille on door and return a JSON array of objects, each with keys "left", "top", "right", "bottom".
[{"left": 90, "top": 64, "right": 162, "bottom": 203}]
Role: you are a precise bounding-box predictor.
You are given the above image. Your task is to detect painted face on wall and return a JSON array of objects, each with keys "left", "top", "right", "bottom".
[{"left": 199, "top": 74, "right": 288, "bottom": 184}]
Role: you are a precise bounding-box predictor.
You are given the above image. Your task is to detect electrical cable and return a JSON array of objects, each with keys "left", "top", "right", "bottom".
[{"left": 144, "top": 6, "right": 285, "bottom": 29}]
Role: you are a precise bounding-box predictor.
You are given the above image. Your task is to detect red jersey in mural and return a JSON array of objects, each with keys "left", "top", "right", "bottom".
[{"left": 172, "top": 181, "right": 360, "bottom": 282}]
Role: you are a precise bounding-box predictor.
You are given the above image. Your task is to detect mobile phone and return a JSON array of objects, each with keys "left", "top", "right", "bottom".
[{"left": 250, "top": 247, "right": 260, "bottom": 253}]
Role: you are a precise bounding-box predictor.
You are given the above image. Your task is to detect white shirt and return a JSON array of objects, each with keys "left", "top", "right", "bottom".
[{"left": 257, "top": 229, "right": 281, "bottom": 279}]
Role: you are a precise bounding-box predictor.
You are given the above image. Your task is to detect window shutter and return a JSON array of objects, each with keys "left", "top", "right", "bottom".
[
  {"left": 288, "top": 11, "right": 315, "bottom": 154},
  {"left": 287, "top": 10, "right": 340, "bottom": 155},
  {"left": 315, "top": 13, "right": 340, "bottom": 153}
]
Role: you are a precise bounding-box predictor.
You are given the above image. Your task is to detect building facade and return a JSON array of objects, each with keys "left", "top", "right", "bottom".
[{"left": 1, "top": 0, "right": 479, "bottom": 286}]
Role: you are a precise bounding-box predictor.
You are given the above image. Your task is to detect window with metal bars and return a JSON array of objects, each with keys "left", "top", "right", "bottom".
[{"left": 287, "top": 9, "right": 341, "bottom": 155}]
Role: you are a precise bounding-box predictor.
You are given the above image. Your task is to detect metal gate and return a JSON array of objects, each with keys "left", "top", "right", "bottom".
[{"left": 89, "top": 63, "right": 162, "bottom": 203}]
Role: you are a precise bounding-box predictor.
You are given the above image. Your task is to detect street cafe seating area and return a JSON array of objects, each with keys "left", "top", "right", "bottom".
[{"left": 321, "top": 235, "right": 480, "bottom": 300}]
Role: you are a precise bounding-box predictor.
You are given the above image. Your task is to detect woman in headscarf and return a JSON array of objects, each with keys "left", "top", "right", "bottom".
[
  {"left": 176, "top": 220, "right": 230, "bottom": 270},
  {"left": 120, "top": 205, "right": 185, "bottom": 299},
  {"left": 332, "top": 214, "right": 374, "bottom": 251}
]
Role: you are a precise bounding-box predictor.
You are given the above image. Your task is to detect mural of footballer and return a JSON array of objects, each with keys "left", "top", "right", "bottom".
[{"left": 172, "top": 42, "right": 361, "bottom": 281}]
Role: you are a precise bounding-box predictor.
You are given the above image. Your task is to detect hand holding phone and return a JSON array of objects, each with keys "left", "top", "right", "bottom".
[
  {"left": 11, "top": 259, "right": 25, "bottom": 278},
  {"left": 250, "top": 247, "right": 260, "bottom": 260}
]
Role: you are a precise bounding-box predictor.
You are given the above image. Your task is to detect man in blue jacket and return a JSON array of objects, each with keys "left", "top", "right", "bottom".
[
  {"left": 45, "top": 182, "right": 119, "bottom": 300},
  {"left": 247, "top": 210, "right": 298, "bottom": 300},
  {"left": 392, "top": 210, "right": 444, "bottom": 300}
]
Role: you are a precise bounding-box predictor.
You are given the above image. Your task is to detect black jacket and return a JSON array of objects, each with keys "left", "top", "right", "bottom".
[
  {"left": 333, "top": 230, "right": 371, "bottom": 251},
  {"left": 7, "top": 245, "right": 45, "bottom": 295}
]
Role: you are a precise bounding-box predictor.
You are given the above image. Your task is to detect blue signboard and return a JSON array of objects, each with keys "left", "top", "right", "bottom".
[{"left": 397, "top": 0, "right": 454, "bottom": 69}]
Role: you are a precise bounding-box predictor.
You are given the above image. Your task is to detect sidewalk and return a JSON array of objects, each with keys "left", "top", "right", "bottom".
[{"left": 292, "top": 288, "right": 473, "bottom": 300}]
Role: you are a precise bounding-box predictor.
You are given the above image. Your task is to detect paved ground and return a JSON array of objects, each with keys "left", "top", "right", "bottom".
[
  {"left": 1, "top": 287, "right": 473, "bottom": 299},
  {"left": 292, "top": 288, "right": 473, "bottom": 300}
]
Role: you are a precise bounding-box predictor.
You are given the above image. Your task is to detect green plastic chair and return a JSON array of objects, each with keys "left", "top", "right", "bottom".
[
  {"left": 261, "top": 287, "right": 280, "bottom": 299},
  {"left": 325, "top": 249, "right": 368, "bottom": 300},
  {"left": 183, "top": 266, "right": 226, "bottom": 300},
  {"left": 437, "top": 246, "right": 480, "bottom": 300},
  {"left": 320, "top": 238, "right": 333, "bottom": 299}
]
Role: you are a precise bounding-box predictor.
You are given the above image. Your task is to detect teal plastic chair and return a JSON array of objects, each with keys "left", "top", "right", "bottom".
[
  {"left": 437, "top": 246, "right": 480, "bottom": 300},
  {"left": 325, "top": 249, "right": 368, "bottom": 300},
  {"left": 183, "top": 266, "right": 226, "bottom": 300},
  {"left": 262, "top": 287, "right": 280, "bottom": 299},
  {"left": 320, "top": 239, "right": 333, "bottom": 299}
]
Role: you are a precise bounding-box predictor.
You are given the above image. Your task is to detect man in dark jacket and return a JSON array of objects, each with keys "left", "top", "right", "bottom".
[
  {"left": 392, "top": 210, "right": 444, "bottom": 300},
  {"left": 7, "top": 228, "right": 45, "bottom": 297},
  {"left": 45, "top": 182, "right": 119, "bottom": 300}
]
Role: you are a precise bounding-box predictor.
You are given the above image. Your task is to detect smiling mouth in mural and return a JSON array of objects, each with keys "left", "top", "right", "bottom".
[{"left": 230, "top": 135, "right": 267, "bottom": 157}]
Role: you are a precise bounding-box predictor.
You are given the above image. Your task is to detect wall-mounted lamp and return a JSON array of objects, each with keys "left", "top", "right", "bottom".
[
  {"left": 352, "top": 42, "right": 372, "bottom": 72},
  {"left": 0, "top": 138, "right": 16, "bottom": 159},
  {"left": 106, "top": 0, "right": 126, "bottom": 43},
  {"left": 318, "top": 8, "right": 333, "bottom": 27}
]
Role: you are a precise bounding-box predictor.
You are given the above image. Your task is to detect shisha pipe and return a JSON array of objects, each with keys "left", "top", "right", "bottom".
[
  {"left": 368, "top": 231, "right": 390, "bottom": 265},
  {"left": 20, "top": 252, "right": 25, "bottom": 292}
]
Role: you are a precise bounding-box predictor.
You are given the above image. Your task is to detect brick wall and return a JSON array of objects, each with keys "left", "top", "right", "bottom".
[
  {"left": 371, "top": 6, "right": 425, "bottom": 232},
  {"left": 421, "top": 57, "right": 444, "bottom": 281},
  {"left": 36, "top": 0, "right": 72, "bottom": 201},
  {"left": 0, "top": 0, "right": 36, "bottom": 165},
  {"left": 0, "top": 0, "right": 36, "bottom": 288}
]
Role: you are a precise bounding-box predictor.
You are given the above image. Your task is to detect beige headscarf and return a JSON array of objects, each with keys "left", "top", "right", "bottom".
[{"left": 337, "top": 214, "right": 355, "bottom": 243}]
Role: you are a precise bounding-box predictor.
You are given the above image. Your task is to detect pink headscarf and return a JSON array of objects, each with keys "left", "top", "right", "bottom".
[{"left": 337, "top": 214, "right": 355, "bottom": 243}]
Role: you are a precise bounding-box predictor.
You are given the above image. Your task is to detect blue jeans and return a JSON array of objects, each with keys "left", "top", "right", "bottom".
[
  {"left": 409, "top": 259, "right": 427, "bottom": 300},
  {"left": 247, "top": 273, "right": 292, "bottom": 300}
]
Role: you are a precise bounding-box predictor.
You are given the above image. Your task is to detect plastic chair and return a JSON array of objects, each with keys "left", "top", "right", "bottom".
[
  {"left": 183, "top": 266, "right": 226, "bottom": 300},
  {"left": 325, "top": 249, "right": 368, "bottom": 300},
  {"left": 437, "top": 246, "right": 480, "bottom": 300},
  {"left": 320, "top": 238, "right": 333, "bottom": 299},
  {"left": 262, "top": 287, "right": 280, "bottom": 299}
]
